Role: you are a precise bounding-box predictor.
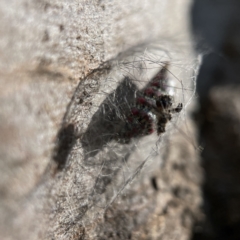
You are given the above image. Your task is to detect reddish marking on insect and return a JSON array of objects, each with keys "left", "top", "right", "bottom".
[
  {"left": 151, "top": 81, "right": 161, "bottom": 88},
  {"left": 131, "top": 108, "right": 140, "bottom": 116},
  {"left": 144, "top": 88, "right": 155, "bottom": 97},
  {"left": 120, "top": 63, "right": 182, "bottom": 141},
  {"left": 136, "top": 97, "right": 148, "bottom": 105},
  {"left": 147, "top": 127, "right": 154, "bottom": 134},
  {"left": 127, "top": 116, "right": 134, "bottom": 123},
  {"left": 139, "top": 111, "right": 151, "bottom": 122}
]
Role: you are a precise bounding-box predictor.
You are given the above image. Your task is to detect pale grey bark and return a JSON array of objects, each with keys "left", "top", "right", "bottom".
[{"left": 0, "top": 1, "right": 202, "bottom": 239}]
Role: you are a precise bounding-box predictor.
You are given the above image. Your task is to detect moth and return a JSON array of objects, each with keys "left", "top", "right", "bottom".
[{"left": 120, "top": 63, "right": 182, "bottom": 141}]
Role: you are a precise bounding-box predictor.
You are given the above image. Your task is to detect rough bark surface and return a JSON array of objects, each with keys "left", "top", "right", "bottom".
[{"left": 0, "top": 1, "right": 202, "bottom": 240}]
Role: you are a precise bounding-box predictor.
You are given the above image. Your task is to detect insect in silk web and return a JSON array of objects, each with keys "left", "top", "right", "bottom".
[{"left": 119, "top": 62, "right": 183, "bottom": 142}]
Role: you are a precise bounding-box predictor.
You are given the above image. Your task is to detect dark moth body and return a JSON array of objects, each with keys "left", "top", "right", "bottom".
[{"left": 120, "top": 63, "right": 182, "bottom": 141}]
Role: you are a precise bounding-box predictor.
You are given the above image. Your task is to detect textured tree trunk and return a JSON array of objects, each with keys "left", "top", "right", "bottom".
[{"left": 0, "top": 1, "right": 202, "bottom": 239}]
